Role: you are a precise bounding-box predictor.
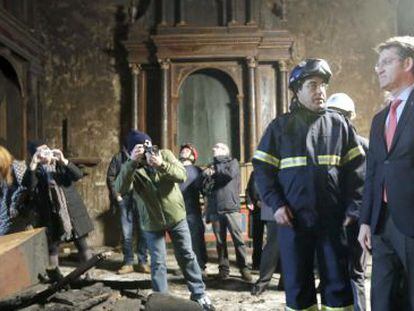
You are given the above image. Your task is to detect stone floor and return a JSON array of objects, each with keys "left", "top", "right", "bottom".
[{"left": 60, "top": 247, "right": 372, "bottom": 311}]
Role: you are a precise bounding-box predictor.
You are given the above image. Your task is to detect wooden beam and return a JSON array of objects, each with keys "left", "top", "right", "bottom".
[{"left": 0, "top": 228, "right": 48, "bottom": 299}]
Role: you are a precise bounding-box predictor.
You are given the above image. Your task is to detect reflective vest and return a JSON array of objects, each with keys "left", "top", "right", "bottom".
[{"left": 252, "top": 106, "right": 366, "bottom": 228}]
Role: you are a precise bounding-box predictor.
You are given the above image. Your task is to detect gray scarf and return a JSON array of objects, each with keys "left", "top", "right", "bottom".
[{"left": 43, "top": 163, "right": 73, "bottom": 241}]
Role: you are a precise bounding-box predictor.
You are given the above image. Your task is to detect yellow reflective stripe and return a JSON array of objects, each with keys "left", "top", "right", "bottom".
[
  {"left": 317, "top": 155, "right": 341, "bottom": 166},
  {"left": 341, "top": 145, "right": 365, "bottom": 165},
  {"left": 256, "top": 149, "right": 360, "bottom": 170},
  {"left": 253, "top": 150, "right": 280, "bottom": 168},
  {"left": 280, "top": 156, "right": 307, "bottom": 169},
  {"left": 321, "top": 304, "right": 354, "bottom": 311},
  {"left": 286, "top": 304, "right": 318, "bottom": 311}
]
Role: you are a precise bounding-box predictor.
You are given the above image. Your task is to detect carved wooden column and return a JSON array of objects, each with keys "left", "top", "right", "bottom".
[
  {"left": 138, "top": 69, "right": 147, "bottom": 131},
  {"left": 160, "top": 0, "right": 167, "bottom": 26},
  {"left": 277, "top": 60, "right": 289, "bottom": 115},
  {"left": 130, "top": 63, "right": 141, "bottom": 130},
  {"left": 237, "top": 94, "right": 245, "bottom": 163},
  {"left": 254, "top": 61, "right": 262, "bottom": 140},
  {"left": 220, "top": 0, "right": 227, "bottom": 26},
  {"left": 128, "top": 0, "right": 137, "bottom": 23},
  {"left": 247, "top": 57, "right": 257, "bottom": 158},
  {"left": 177, "top": 0, "right": 186, "bottom": 26},
  {"left": 247, "top": 0, "right": 256, "bottom": 25},
  {"left": 28, "top": 66, "right": 40, "bottom": 140},
  {"left": 229, "top": 0, "right": 238, "bottom": 25},
  {"left": 159, "top": 59, "right": 170, "bottom": 148}
]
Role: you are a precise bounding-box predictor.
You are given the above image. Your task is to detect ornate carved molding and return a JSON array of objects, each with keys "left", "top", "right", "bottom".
[
  {"left": 158, "top": 58, "right": 171, "bottom": 70},
  {"left": 129, "top": 63, "right": 142, "bottom": 75},
  {"left": 246, "top": 56, "right": 257, "bottom": 68},
  {"left": 278, "top": 59, "right": 288, "bottom": 72},
  {"left": 171, "top": 62, "right": 243, "bottom": 98}
]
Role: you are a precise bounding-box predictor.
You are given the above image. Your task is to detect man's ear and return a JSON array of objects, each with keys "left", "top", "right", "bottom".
[{"left": 403, "top": 57, "right": 414, "bottom": 73}]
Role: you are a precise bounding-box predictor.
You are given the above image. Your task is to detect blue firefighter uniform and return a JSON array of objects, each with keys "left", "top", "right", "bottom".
[{"left": 252, "top": 102, "right": 365, "bottom": 311}]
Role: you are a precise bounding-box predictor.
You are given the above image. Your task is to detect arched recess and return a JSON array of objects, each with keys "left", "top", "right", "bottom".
[
  {"left": 177, "top": 68, "right": 240, "bottom": 165},
  {"left": 0, "top": 56, "right": 24, "bottom": 157},
  {"left": 173, "top": 64, "right": 243, "bottom": 99}
]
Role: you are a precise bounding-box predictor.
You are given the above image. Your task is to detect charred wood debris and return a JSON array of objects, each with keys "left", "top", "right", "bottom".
[{"left": 0, "top": 252, "right": 202, "bottom": 311}]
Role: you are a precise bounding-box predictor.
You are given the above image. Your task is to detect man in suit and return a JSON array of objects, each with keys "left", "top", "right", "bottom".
[{"left": 358, "top": 36, "right": 414, "bottom": 310}]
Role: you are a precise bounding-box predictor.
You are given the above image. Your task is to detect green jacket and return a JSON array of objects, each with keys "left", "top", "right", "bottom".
[{"left": 114, "top": 149, "right": 187, "bottom": 231}]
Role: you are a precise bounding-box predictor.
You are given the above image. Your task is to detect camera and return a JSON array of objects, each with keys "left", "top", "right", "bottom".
[
  {"left": 40, "top": 148, "right": 53, "bottom": 159},
  {"left": 144, "top": 140, "right": 159, "bottom": 157},
  {"left": 141, "top": 140, "right": 160, "bottom": 169}
]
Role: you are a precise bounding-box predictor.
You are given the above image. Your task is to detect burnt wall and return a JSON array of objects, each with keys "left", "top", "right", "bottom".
[
  {"left": 37, "top": 0, "right": 131, "bottom": 246},
  {"left": 260, "top": 0, "right": 397, "bottom": 135}
]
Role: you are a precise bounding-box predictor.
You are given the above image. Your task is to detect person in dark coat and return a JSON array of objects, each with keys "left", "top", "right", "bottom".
[
  {"left": 178, "top": 143, "right": 208, "bottom": 275},
  {"left": 204, "top": 142, "right": 252, "bottom": 282},
  {"left": 245, "top": 171, "right": 265, "bottom": 270},
  {"left": 106, "top": 133, "right": 149, "bottom": 275},
  {"left": 253, "top": 59, "right": 365, "bottom": 310},
  {"left": 247, "top": 171, "right": 284, "bottom": 296},
  {"left": 327, "top": 93, "right": 368, "bottom": 311},
  {"left": 26, "top": 141, "right": 93, "bottom": 273}
]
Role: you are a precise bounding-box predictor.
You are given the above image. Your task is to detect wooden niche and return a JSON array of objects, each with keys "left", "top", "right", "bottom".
[{"left": 125, "top": 0, "right": 293, "bottom": 164}]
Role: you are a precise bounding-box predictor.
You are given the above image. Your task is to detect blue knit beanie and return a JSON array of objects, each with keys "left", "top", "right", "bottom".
[{"left": 126, "top": 130, "right": 151, "bottom": 154}]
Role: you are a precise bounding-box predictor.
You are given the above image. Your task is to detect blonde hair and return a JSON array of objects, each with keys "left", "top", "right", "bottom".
[{"left": 0, "top": 145, "right": 13, "bottom": 185}]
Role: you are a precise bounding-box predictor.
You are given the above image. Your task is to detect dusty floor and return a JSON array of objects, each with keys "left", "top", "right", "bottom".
[{"left": 60, "top": 248, "right": 372, "bottom": 311}]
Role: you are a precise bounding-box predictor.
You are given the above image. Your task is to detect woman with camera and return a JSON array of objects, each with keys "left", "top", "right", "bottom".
[{"left": 26, "top": 141, "right": 93, "bottom": 274}]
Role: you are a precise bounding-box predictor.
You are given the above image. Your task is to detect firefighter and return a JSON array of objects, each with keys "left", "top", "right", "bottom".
[{"left": 252, "top": 58, "right": 366, "bottom": 310}]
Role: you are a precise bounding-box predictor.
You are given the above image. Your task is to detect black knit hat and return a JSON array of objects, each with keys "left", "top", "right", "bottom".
[{"left": 126, "top": 130, "right": 151, "bottom": 154}]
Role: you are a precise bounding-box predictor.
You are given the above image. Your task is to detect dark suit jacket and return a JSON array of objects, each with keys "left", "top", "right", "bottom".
[{"left": 361, "top": 88, "right": 414, "bottom": 237}]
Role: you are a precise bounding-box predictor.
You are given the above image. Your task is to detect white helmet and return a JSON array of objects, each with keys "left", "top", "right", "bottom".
[{"left": 326, "top": 93, "right": 356, "bottom": 120}]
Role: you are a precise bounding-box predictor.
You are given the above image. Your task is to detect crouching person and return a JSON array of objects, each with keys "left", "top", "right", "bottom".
[{"left": 114, "top": 131, "right": 215, "bottom": 311}]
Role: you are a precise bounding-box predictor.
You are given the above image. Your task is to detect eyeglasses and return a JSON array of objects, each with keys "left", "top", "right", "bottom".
[
  {"left": 303, "top": 81, "right": 328, "bottom": 92},
  {"left": 374, "top": 57, "right": 401, "bottom": 70}
]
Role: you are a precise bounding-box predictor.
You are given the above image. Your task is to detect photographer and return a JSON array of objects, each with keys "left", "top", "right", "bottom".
[
  {"left": 106, "top": 132, "right": 149, "bottom": 275},
  {"left": 204, "top": 143, "right": 252, "bottom": 282},
  {"left": 26, "top": 141, "right": 93, "bottom": 276},
  {"left": 114, "top": 131, "right": 215, "bottom": 311}
]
